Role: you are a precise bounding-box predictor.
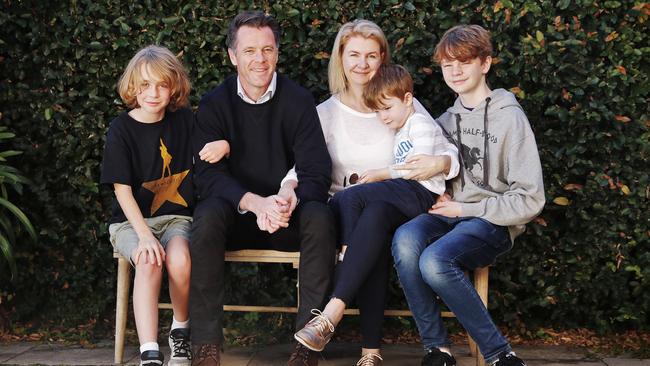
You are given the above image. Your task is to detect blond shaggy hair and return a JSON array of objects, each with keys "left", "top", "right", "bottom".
[
  {"left": 328, "top": 19, "right": 390, "bottom": 95},
  {"left": 117, "top": 45, "right": 190, "bottom": 111}
]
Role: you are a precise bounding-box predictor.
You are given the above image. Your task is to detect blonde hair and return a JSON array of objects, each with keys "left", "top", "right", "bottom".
[
  {"left": 117, "top": 45, "right": 191, "bottom": 111},
  {"left": 328, "top": 19, "right": 390, "bottom": 95},
  {"left": 363, "top": 64, "right": 413, "bottom": 111}
]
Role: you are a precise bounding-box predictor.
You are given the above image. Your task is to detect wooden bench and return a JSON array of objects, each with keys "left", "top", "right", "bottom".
[{"left": 113, "top": 250, "right": 488, "bottom": 366}]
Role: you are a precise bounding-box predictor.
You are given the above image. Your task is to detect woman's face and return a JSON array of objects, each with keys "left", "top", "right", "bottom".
[{"left": 341, "top": 36, "right": 383, "bottom": 89}]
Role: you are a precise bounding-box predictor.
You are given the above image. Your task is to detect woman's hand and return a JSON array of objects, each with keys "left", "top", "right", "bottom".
[
  {"left": 392, "top": 154, "right": 450, "bottom": 180},
  {"left": 277, "top": 180, "right": 298, "bottom": 217}
]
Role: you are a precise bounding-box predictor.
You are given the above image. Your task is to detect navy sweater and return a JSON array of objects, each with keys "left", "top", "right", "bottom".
[{"left": 193, "top": 74, "right": 331, "bottom": 208}]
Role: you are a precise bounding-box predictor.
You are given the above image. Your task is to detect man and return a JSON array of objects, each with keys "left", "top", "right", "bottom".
[{"left": 190, "top": 10, "right": 335, "bottom": 366}]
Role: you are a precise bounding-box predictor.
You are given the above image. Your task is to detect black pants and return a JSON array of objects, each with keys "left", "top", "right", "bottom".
[
  {"left": 330, "top": 196, "right": 408, "bottom": 349},
  {"left": 189, "top": 197, "right": 336, "bottom": 344},
  {"left": 338, "top": 179, "right": 437, "bottom": 245}
]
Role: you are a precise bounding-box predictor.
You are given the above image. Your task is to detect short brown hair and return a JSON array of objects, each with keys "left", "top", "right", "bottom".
[
  {"left": 363, "top": 64, "right": 413, "bottom": 111},
  {"left": 433, "top": 24, "right": 492, "bottom": 64},
  {"left": 226, "top": 10, "right": 280, "bottom": 49},
  {"left": 117, "top": 45, "right": 190, "bottom": 111}
]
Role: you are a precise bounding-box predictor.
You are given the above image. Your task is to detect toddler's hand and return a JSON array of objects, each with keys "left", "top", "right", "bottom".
[{"left": 359, "top": 168, "right": 388, "bottom": 184}]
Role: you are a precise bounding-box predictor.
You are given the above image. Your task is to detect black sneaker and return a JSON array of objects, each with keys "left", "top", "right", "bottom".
[
  {"left": 421, "top": 348, "right": 456, "bottom": 366},
  {"left": 168, "top": 328, "right": 192, "bottom": 365},
  {"left": 140, "top": 350, "right": 164, "bottom": 366},
  {"left": 492, "top": 351, "right": 526, "bottom": 366}
]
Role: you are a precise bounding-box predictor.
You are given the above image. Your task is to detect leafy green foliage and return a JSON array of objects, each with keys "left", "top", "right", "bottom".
[
  {"left": 0, "top": 124, "right": 36, "bottom": 279},
  {"left": 0, "top": 0, "right": 647, "bottom": 334}
]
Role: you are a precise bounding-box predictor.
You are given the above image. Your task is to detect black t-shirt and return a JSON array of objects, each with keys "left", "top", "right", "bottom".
[{"left": 101, "top": 108, "right": 194, "bottom": 224}]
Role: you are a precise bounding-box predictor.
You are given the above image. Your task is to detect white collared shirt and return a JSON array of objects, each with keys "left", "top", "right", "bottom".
[{"left": 236, "top": 72, "right": 277, "bottom": 104}]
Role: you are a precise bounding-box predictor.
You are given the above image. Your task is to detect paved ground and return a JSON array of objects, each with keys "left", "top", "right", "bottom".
[{"left": 1, "top": 341, "right": 648, "bottom": 365}]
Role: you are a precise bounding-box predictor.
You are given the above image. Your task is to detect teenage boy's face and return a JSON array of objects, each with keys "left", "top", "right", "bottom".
[
  {"left": 440, "top": 56, "right": 491, "bottom": 96},
  {"left": 375, "top": 93, "right": 413, "bottom": 130},
  {"left": 228, "top": 25, "right": 278, "bottom": 100},
  {"left": 342, "top": 36, "right": 383, "bottom": 88},
  {"left": 135, "top": 65, "right": 171, "bottom": 120}
]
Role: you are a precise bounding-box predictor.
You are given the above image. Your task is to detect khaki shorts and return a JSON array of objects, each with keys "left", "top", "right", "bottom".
[{"left": 109, "top": 214, "right": 192, "bottom": 266}]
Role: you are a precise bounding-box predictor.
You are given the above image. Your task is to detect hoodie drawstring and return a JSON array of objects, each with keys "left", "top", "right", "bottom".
[
  {"left": 455, "top": 113, "right": 465, "bottom": 190},
  {"left": 483, "top": 97, "right": 491, "bottom": 187}
]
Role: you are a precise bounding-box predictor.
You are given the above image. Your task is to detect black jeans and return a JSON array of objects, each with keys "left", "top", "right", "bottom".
[
  {"left": 189, "top": 197, "right": 336, "bottom": 344},
  {"left": 337, "top": 178, "right": 437, "bottom": 245},
  {"left": 330, "top": 196, "right": 408, "bottom": 349}
]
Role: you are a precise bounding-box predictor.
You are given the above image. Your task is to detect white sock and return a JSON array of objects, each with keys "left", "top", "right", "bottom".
[
  {"left": 439, "top": 346, "right": 452, "bottom": 356},
  {"left": 140, "top": 342, "right": 159, "bottom": 354},
  {"left": 171, "top": 316, "right": 189, "bottom": 330}
]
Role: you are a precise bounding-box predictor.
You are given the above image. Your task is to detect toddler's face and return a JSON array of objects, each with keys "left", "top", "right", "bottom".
[{"left": 375, "top": 94, "right": 412, "bottom": 130}]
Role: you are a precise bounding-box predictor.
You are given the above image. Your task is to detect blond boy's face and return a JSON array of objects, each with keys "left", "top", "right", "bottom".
[
  {"left": 375, "top": 93, "right": 414, "bottom": 130},
  {"left": 135, "top": 64, "right": 171, "bottom": 121},
  {"left": 440, "top": 56, "right": 491, "bottom": 96}
]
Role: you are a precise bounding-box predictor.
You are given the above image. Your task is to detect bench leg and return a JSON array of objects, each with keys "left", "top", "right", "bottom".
[
  {"left": 469, "top": 267, "right": 489, "bottom": 366},
  {"left": 292, "top": 259, "right": 300, "bottom": 311},
  {"left": 469, "top": 335, "right": 479, "bottom": 357},
  {"left": 115, "top": 257, "right": 131, "bottom": 364}
]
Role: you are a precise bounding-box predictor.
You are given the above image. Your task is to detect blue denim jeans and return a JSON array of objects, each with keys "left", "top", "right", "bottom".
[{"left": 391, "top": 213, "right": 513, "bottom": 363}]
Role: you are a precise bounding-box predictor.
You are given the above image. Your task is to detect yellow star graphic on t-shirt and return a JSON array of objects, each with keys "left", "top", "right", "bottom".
[{"left": 141, "top": 169, "right": 190, "bottom": 215}]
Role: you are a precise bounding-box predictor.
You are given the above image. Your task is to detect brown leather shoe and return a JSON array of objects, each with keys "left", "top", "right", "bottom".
[
  {"left": 287, "top": 343, "right": 319, "bottom": 366},
  {"left": 191, "top": 344, "right": 220, "bottom": 366},
  {"left": 356, "top": 353, "right": 383, "bottom": 366},
  {"left": 293, "top": 309, "right": 335, "bottom": 352}
]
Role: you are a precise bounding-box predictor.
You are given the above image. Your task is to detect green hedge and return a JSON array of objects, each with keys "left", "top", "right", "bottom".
[{"left": 0, "top": 0, "right": 648, "bottom": 334}]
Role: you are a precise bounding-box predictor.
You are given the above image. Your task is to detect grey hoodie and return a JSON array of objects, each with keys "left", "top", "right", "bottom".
[{"left": 437, "top": 88, "right": 545, "bottom": 241}]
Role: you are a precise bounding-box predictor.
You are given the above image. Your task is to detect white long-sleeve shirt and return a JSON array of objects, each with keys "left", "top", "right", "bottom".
[
  {"left": 283, "top": 95, "right": 459, "bottom": 196},
  {"left": 390, "top": 112, "right": 458, "bottom": 195}
]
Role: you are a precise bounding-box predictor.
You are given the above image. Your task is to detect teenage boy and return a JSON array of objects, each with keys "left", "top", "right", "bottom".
[
  {"left": 189, "top": 10, "right": 335, "bottom": 366},
  {"left": 391, "top": 25, "right": 545, "bottom": 366}
]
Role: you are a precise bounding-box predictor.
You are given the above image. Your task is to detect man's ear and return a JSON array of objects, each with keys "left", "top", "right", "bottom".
[
  {"left": 227, "top": 48, "right": 238, "bottom": 67},
  {"left": 481, "top": 56, "right": 492, "bottom": 74}
]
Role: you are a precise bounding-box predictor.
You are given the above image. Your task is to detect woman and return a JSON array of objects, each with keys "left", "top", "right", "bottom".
[{"left": 290, "top": 20, "right": 458, "bottom": 365}]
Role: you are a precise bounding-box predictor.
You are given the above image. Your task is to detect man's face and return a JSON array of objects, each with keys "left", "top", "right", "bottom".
[{"left": 228, "top": 25, "right": 278, "bottom": 100}]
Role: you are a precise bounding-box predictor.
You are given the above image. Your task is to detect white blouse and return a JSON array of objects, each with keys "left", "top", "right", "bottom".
[{"left": 282, "top": 95, "right": 459, "bottom": 197}]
